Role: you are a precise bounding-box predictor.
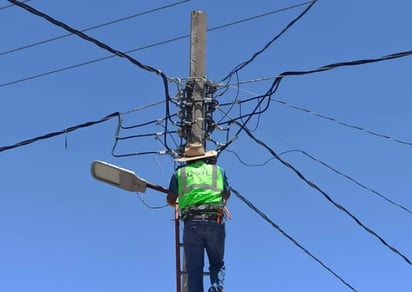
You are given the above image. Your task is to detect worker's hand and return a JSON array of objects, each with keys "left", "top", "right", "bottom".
[
  {"left": 167, "top": 191, "right": 178, "bottom": 207},
  {"left": 167, "top": 201, "right": 176, "bottom": 207}
]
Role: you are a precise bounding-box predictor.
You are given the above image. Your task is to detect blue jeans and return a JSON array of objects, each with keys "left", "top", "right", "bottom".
[{"left": 183, "top": 219, "right": 226, "bottom": 292}]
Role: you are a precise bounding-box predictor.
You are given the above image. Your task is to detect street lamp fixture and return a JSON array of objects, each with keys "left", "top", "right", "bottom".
[
  {"left": 91, "top": 160, "right": 169, "bottom": 194},
  {"left": 90, "top": 160, "right": 148, "bottom": 192}
]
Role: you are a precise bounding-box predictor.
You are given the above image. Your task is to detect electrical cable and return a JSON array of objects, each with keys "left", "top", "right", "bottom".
[
  {"left": 217, "top": 49, "right": 412, "bottom": 153},
  {"left": 136, "top": 192, "right": 168, "bottom": 209},
  {"left": 8, "top": 0, "right": 177, "bottom": 152},
  {"left": 226, "top": 148, "right": 274, "bottom": 167},
  {"left": 0, "top": 2, "right": 311, "bottom": 89},
  {"left": 0, "top": 112, "right": 120, "bottom": 153},
  {"left": 0, "top": 98, "right": 169, "bottom": 154},
  {"left": 219, "top": 81, "right": 412, "bottom": 148},
  {"left": 208, "top": 1, "right": 314, "bottom": 34},
  {"left": 271, "top": 98, "right": 412, "bottom": 147},
  {"left": 279, "top": 149, "right": 412, "bottom": 215},
  {"left": 0, "top": 0, "right": 191, "bottom": 56},
  {"left": 231, "top": 187, "right": 357, "bottom": 292},
  {"left": 0, "top": 35, "right": 190, "bottom": 88},
  {"left": 236, "top": 122, "right": 412, "bottom": 266},
  {"left": 121, "top": 99, "right": 165, "bottom": 115},
  {"left": 220, "top": 0, "right": 318, "bottom": 83},
  {"left": 0, "top": 0, "right": 28, "bottom": 10},
  {"left": 8, "top": 0, "right": 165, "bottom": 77}
]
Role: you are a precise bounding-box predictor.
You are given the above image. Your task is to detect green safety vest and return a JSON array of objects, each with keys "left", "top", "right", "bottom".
[{"left": 177, "top": 160, "right": 224, "bottom": 211}]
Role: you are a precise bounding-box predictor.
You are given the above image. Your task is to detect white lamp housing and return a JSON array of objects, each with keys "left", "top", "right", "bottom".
[{"left": 90, "top": 160, "right": 147, "bottom": 192}]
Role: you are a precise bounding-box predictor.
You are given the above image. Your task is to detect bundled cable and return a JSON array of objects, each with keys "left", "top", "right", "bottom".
[
  {"left": 237, "top": 123, "right": 412, "bottom": 266},
  {"left": 231, "top": 187, "right": 357, "bottom": 292},
  {"left": 0, "top": 112, "right": 120, "bottom": 153}
]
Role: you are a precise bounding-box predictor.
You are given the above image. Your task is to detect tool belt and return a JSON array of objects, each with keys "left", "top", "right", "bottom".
[
  {"left": 181, "top": 203, "right": 224, "bottom": 222},
  {"left": 185, "top": 214, "right": 221, "bottom": 223}
]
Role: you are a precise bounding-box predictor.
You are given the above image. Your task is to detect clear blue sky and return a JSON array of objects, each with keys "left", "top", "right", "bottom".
[{"left": 1, "top": 1, "right": 412, "bottom": 291}]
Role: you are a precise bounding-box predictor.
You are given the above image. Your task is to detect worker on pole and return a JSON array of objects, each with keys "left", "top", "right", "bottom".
[{"left": 167, "top": 142, "right": 230, "bottom": 292}]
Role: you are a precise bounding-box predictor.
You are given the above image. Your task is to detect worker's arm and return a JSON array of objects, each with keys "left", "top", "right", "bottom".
[
  {"left": 167, "top": 172, "right": 178, "bottom": 207},
  {"left": 167, "top": 191, "right": 178, "bottom": 207},
  {"left": 222, "top": 189, "right": 230, "bottom": 201}
]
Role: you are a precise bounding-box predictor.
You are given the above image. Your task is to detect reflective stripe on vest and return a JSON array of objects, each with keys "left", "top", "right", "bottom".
[
  {"left": 179, "top": 164, "right": 220, "bottom": 194},
  {"left": 177, "top": 161, "right": 224, "bottom": 210}
]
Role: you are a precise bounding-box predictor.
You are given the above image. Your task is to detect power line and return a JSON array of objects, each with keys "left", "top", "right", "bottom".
[
  {"left": 8, "top": 0, "right": 165, "bottom": 77},
  {"left": 0, "top": 2, "right": 311, "bottom": 88},
  {"left": 220, "top": 78, "right": 412, "bottom": 148},
  {"left": 217, "top": 49, "right": 412, "bottom": 153},
  {"left": 231, "top": 187, "right": 357, "bottom": 292},
  {"left": 0, "top": 112, "right": 120, "bottom": 153},
  {"left": 0, "top": 36, "right": 188, "bottom": 88},
  {"left": 217, "top": 94, "right": 412, "bottom": 214},
  {"left": 272, "top": 98, "right": 412, "bottom": 147},
  {"left": 208, "top": 1, "right": 314, "bottom": 33},
  {"left": 226, "top": 142, "right": 412, "bottom": 215},
  {"left": 238, "top": 123, "right": 412, "bottom": 266},
  {"left": 0, "top": 98, "right": 170, "bottom": 154},
  {"left": 0, "top": 0, "right": 191, "bottom": 56},
  {"left": 220, "top": 0, "right": 318, "bottom": 83},
  {"left": 226, "top": 148, "right": 274, "bottom": 167},
  {"left": 136, "top": 192, "right": 168, "bottom": 210},
  {"left": 0, "top": 0, "right": 28, "bottom": 10},
  {"left": 279, "top": 149, "right": 412, "bottom": 215},
  {"left": 9, "top": 0, "right": 176, "bottom": 151}
]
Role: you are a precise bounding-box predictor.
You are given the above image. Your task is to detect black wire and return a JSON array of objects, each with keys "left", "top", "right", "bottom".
[
  {"left": 121, "top": 116, "right": 168, "bottom": 130},
  {"left": 0, "top": 0, "right": 191, "bottom": 56},
  {"left": 112, "top": 150, "right": 162, "bottom": 158},
  {"left": 2, "top": 0, "right": 302, "bottom": 56},
  {"left": 217, "top": 87, "right": 412, "bottom": 149},
  {"left": 279, "top": 51, "right": 412, "bottom": 77},
  {"left": 8, "top": 0, "right": 166, "bottom": 77},
  {"left": 237, "top": 123, "right": 412, "bottom": 266},
  {"left": 0, "top": 112, "right": 120, "bottom": 153},
  {"left": 231, "top": 187, "right": 357, "bottom": 292},
  {"left": 0, "top": 0, "right": 29, "bottom": 10},
  {"left": 0, "top": 36, "right": 190, "bottom": 88},
  {"left": 226, "top": 148, "right": 274, "bottom": 167},
  {"left": 116, "top": 130, "right": 177, "bottom": 141},
  {"left": 220, "top": 0, "right": 318, "bottom": 83},
  {"left": 8, "top": 0, "right": 175, "bottom": 152},
  {"left": 218, "top": 49, "right": 412, "bottom": 152},
  {"left": 0, "top": 2, "right": 312, "bottom": 89},
  {"left": 272, "top": 98, "right": 412, "bottom": 147},
  {"left": 279, "top": 149, "right": 412, "bottom": 215},
  {"left": 136, "top": 192, "right": 168, "bottom": 209}
]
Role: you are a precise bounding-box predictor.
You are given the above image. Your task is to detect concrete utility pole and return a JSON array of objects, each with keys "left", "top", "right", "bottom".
[
  {"left": 188, "top": 10, "right": 207, "bottom": 145},
  {"left": 177, "top": 10, "right": 207, "bottom": 292}
]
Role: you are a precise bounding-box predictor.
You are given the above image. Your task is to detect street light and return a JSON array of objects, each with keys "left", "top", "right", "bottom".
[
  {"left": 90, "top": 160, "right": 169, "bottom": 194},
  {"left": 90, "top": 160, "right": 148, "bottom": 192}
]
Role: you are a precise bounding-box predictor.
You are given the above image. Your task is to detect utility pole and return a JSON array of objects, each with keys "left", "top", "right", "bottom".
[
  {"left": 176, "top": 10, "right": 207, "bottom": 292},
  {"left": 187, "top": 10, "right": 207, "bottom": 145},
  {"left": 91, "top": 10, "right": 210, "bottom": 292}
]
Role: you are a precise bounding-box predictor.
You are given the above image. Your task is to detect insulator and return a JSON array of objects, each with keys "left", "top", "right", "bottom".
[
  {"left": 177, "top": 90, "right": 184, "bottom": 100},
  {"left": 177, "top": 127, "right": 186, "bottom": 138},
  {"left": 205, "top": 116, "right": 216, "bottom": 133}
]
